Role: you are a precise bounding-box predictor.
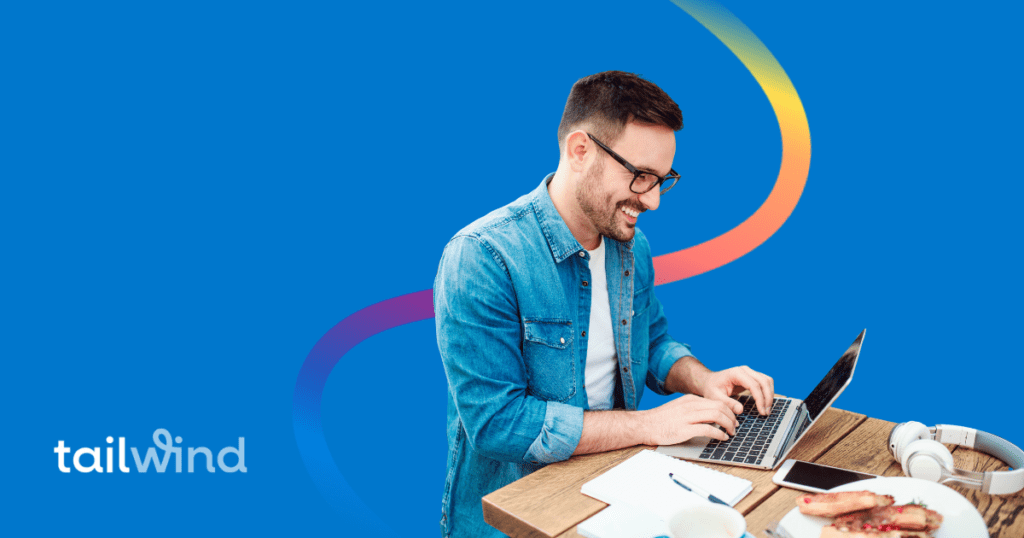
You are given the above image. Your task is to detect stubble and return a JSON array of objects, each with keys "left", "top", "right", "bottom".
[{"left": 576, "top": 161, "right": 644, "bottom": 243}]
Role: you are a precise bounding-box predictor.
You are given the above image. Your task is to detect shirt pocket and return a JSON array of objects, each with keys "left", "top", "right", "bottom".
[
  {"left": 630, "top": 286, "right": 652, "bottom": 365},
  {"left": 522, "top": 319, "right": 576, "bottom": 402}
]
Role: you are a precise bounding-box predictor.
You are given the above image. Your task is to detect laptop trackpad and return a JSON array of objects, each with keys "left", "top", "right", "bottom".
[{"left": 655, "top": 436, "right": 709, "bottom": 459}]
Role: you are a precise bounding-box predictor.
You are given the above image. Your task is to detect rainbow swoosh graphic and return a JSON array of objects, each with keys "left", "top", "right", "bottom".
[{"left": 292, "top": 0, "right": 810, "bottom": 532}]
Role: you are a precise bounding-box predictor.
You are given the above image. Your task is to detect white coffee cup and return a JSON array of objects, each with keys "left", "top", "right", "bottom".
[{"left": 667, "top": 503, "right": 747, "bottom": 538}]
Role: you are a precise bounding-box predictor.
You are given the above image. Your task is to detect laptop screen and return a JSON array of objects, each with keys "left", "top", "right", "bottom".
[
  {"left": 802, "top": 330, "right": 864, "bottom": 421},
  {"left": 774, "top": 329, "right": 865, "bottom": 465}
]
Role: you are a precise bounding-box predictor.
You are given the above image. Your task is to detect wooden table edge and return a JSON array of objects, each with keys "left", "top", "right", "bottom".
[{"left": 484, "top": 407, "right": 870, "bottom": 537}]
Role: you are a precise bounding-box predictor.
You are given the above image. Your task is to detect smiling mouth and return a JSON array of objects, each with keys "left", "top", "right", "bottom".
[{"left": 621, "top": 206, "right": 640, "bottom": 218}]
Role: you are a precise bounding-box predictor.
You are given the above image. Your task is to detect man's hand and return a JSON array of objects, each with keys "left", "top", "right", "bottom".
[
  {"left": 701, "top": 366, "right": 775, "bottom": 416},
  {"left": 641, "top": 394, "right": 738, "bottom": 446},
  {"left": 573, "top": 361, "right": 775, "bottom": 456}
]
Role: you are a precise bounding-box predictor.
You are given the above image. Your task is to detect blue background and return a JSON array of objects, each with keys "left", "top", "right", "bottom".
[{"left": 5, "top": 0, "right": 1021, "bottom": 535}]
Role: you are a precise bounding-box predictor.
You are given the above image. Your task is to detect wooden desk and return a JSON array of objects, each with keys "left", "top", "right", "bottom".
[{"left": 482, "top": 408, "right": 1023, "bottom": 538}]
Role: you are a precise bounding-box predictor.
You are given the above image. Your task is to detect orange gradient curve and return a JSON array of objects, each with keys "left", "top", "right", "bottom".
[{"left": 656, "top": 0, "right": 811, "bottom": 285}]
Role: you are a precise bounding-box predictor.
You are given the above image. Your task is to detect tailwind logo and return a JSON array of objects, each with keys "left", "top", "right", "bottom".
[{"left": 54, "top": 428, "right": 246, "bottom": 473}]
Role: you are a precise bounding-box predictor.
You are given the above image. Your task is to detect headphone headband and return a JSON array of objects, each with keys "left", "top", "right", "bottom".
[
  {"left": 889, "top": 422, "right": 1024, "bottom": 495},
  {"left": 933, "top": 425, "right": 976, "bottom": 447}
]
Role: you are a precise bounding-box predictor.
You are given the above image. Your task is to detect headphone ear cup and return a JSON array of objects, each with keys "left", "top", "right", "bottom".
[
  {"left": 902, "top": 439, "right": 954, "bottom": 483},
  {"left": 890, "top": 421, "right": 931, "bottom": 460}
]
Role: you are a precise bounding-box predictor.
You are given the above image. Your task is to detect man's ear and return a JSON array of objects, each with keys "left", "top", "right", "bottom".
[{"left": 564, "top": 130, "right": 592, "bottom": 173}]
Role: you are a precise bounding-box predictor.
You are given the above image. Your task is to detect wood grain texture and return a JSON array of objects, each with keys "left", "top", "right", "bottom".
[
  {"left": 694, "top": 408, "right": 866, "bottom": 515},
  {"left": 947, "top": 444, "right": 1024, "bottom": 538},
  {"left": 482, "top": 446, "right": 648, "bottom": 537},
  {"left": 743, "top": 413, "right": 884, "bottom": 535},
  {"left": 815, "top": 417, "right": 905, "bottom": 476},
  {"left": 488, "top": 412, "right": 1022, "bottom": 538},
  {"left": 743, "top": 486, "right": 808, "bottom": 536},
  {"left": 747, "top": 417, "right": 1024, "bottom": 538},
  {"left": 485, "top": 408, "right": 865, "bottom": 537}
]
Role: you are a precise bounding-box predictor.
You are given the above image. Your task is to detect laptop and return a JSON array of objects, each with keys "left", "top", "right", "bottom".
[{"left": 656, "top": 329, "right": 866, "bottom": 470}]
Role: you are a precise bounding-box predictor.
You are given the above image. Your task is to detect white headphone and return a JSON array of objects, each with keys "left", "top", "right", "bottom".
[{"left": 888, "top": 421, "right": 1024, "bottom": 495}]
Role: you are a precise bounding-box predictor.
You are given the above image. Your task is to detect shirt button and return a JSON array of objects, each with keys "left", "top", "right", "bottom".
[
  {"left": 582, "top": 281, "right": 589, "bottom": 287},
  {"left": 623, "top": 366, "right": 630, "bottom": 373},
  {"left": 624, "top": 270, "right": 630, "bottom": 276},
  {"left": 581, "top": 331, "right": 587, "bottom": 337},
  {"left": 621, "top": 319, "right": 627, "bottom": 325},
  {"left": 560, "top": 337, "right": 565, "bottom": 344},
  {"left": 578, "top": 251, "right": 585, "bottom": 258}
]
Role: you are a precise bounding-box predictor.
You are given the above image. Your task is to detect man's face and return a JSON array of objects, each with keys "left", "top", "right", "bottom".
[{"left": 575, "top": 122, "right": 676, "bottom": 243}]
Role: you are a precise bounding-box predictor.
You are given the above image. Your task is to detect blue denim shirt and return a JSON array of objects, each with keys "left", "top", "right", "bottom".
[{"left": 434, "top": 175, "right": 694, "bottom": 537}]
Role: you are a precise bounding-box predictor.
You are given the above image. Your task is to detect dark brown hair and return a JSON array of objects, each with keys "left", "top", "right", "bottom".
[{"left": 557, "top": 71, "right": 683, "bottom": 152}]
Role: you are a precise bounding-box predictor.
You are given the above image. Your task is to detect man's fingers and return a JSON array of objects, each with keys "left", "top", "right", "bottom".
[
  {"left": 671, "top": 399, "right": 737, "bottom": 434},
  {"left": 700, "top": 424, "right": 729, "bottom": 442},
  {"left": 701, "top": 367, "right": 777, "bottom": 417},
  {"left": 702, "top": 388, "right": 743, "bottom": 418},
  {"left": 655, "top": 394, "right": 751, "bottom": 443},
  {"left": 731, "top": 368, "right": 767, "bottom": 414},
  {"left": 761, "top": 374, "right": 775, "bottom": 411},
  {"left": 713, "top": 408, "right": 737, "bottom": 435},
  {"left": 727, "top": 396, "right": 742, "bottom": 415},
  {"left": 742, "top": 368, "right": 774, "bottom": 416},
  {"left": 709, "top": 396, "right": 739, "bottom": 425},
  {"left": 711, "top": 393, "right": 742, "bottom": 416},
  {"left": 747, "top": 369, "right": 774, "bottom": 415},
  {"left": 690, "top": 407, "right": 736, "bottom": 435}
]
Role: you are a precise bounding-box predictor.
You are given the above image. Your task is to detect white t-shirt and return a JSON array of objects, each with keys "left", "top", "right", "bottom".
[{"left": 585, "top": 237, "right": 618, "bottom": 410}]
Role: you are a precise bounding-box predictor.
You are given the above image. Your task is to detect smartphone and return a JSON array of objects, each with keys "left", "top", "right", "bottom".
[{"left": 772, "top": 460, "right": 878, "bottom": 493}]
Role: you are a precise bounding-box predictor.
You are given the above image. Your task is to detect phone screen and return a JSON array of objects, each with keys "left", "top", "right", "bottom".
[{"left": 783, "top": 461, "right": 875, "bottom": 490}]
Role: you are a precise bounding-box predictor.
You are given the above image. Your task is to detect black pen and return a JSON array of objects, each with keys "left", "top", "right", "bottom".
[{"left": 668, "top": 472, "right": 729, "bottom": 506}]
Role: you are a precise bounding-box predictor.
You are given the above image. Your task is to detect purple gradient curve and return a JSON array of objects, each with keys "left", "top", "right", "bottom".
[{"left": 292, "top": 289, "right": 433, "bottom": 534}]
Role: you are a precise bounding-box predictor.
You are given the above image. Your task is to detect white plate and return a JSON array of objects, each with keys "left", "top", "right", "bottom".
[{"left": 778, "top": 477, "right": 988, "bottom": 538}]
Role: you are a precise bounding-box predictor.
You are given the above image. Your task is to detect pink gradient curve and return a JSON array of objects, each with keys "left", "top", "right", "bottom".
[{"left": 655, "top": 0, "right": 811, "bottom": 285}]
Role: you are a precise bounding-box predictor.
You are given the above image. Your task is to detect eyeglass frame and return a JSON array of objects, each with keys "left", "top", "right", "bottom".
[{"left": 586, "top": 132, "right": 680, "bottom": 195}]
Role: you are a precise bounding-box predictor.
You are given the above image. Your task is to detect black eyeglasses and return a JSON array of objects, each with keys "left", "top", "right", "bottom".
[{"left": 587, "top": 133, "right": 680, "bottom": 195}]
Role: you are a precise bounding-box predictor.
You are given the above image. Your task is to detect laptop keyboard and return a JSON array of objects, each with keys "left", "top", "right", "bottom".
[{"left": 698, "top": 395, "right": 791, "bottom": 466}]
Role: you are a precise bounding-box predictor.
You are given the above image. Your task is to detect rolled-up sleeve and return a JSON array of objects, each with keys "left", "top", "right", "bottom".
[
  {"left": 434, "top": 235, "right": 583, "bottom": 464},
  {"left": 525, "top": 401, "right": 583, "bottom": 463}
]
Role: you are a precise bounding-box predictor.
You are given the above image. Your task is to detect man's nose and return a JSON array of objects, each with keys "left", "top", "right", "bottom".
[{"left": 639, "top": 185, "right": 660, "bottom": 211}]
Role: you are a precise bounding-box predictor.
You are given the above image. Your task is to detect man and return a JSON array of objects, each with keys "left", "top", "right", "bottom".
[{"left": 433, "top": 71, "right": 775, "bottom": 538}]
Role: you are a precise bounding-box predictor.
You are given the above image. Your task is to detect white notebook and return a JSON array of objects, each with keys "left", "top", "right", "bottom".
[{"left": 580, "top": 449, "right": 752, "bottom": 521}]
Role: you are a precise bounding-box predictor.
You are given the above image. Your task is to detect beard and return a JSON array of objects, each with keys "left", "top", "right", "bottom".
[{"left": 575, "top": 160, "right": 644, "bottom": 243}]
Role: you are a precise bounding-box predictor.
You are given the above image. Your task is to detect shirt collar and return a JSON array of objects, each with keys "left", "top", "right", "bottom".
[{"left": 530, "top": 173, "right": 634, "bottom": 263}]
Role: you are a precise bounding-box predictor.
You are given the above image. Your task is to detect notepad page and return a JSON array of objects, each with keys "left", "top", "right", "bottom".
[
  {"left": 576, "top": 504, "right": 671, "bottom": 538},
  {"left": 580, "top": 450, "right": 752, "bottom": 521}
]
